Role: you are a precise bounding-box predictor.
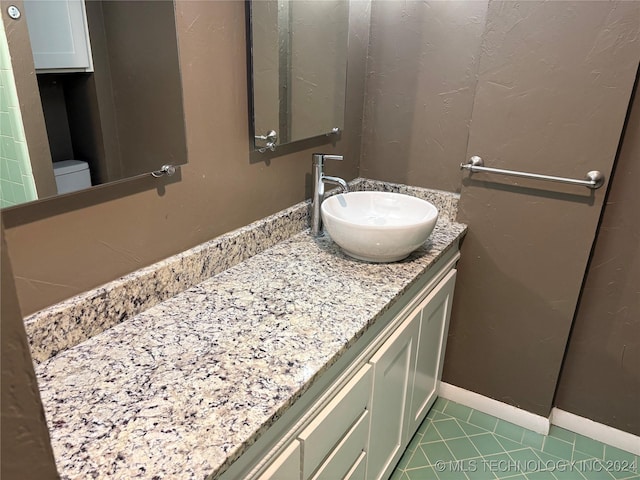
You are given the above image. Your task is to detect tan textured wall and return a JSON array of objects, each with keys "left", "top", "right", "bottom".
[
  {"left": 3, "top": 0, "right": 638, "bottom": 440},
  {"left": 2, "top": 0, "right": 368, "bottom": 315},
  {"left": 363, "top": 0, "right": 640, "bottom": 416},
  {"left": 445, "top": 1, "right": 639, "bottom": 416},
  {"left": 1, "top": 220, "right": 59, "bottom": 479},
  {"left": 361, "top": 0, "right": 488, "bottom": 193},
  {"left": 555, "top": 75, "right": 640, "bottom": 435}
]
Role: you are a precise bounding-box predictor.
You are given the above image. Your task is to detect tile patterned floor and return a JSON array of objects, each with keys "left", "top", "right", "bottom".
[{"left": 390, "top": 398, "right": 639, "bottom": 480}]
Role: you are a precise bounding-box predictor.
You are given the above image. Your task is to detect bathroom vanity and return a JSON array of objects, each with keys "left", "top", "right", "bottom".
[
  {"left": 26, "top": 180, "right": 466, "bottom": 479},
  {"left": 221, "top": 251, "right": 459, "bottom": 480}
]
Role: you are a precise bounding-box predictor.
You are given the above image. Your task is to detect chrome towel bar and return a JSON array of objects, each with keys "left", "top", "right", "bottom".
[{"left": 460, "top": 156, "right": 605, "bottom": 190}]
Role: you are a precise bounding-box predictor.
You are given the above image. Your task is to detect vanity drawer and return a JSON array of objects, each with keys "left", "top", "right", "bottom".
[
  {"left": 344, "top": 451, "right": 367, "bottom": 480},
  {"left": 311, "top": 410, "right": 369, "bottom": 480},
  {"left": 299, "top": 364, "right": 372, "bottom": 478},
  {"left": 256, "top": 440, "right": 301, "bottom": 480}
]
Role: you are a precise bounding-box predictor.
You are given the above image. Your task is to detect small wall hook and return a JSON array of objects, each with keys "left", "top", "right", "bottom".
[
  {"left": 151, "top": 165, "right": 176, "bottom": 178},
  {"left": 255, "top": 130, "right": 278, "bottom": 153}
]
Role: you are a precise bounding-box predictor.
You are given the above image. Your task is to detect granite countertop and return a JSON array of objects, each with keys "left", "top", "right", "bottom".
[{"left": 32, "top": 182, "right": 467, "bottom": 479}]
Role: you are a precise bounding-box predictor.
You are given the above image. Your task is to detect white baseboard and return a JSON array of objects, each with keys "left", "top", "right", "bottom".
[
  {"left": 439, "top": 382, "right": 550, "bottom": 435},
  {"left": 550, "top": 408, "right": 640, "bottom": 456},
  {"left": 438, "top": 383, "right": 640, "bottom": 455}
]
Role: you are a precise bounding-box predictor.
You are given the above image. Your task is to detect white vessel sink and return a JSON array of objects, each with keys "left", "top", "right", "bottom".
[{"left": 321, "top": 191, "right": 439, "bottom": 262}]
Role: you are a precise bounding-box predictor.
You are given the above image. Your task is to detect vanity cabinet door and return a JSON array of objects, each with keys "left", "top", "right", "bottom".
[
  {"left": 367, "top": 309, "right": 420, "bottom": 480},
  {"left": 23, "top": 0, "right": 93, "bottom": 71},
  {"left": 256, "top": 440, "right": 301, "bottom": 480},
  {"left": 406, "top": 269, "right": 457, "bottom": 440}
]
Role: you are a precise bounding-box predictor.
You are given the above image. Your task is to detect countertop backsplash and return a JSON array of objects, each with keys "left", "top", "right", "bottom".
[{"left": 24, "top": 179, "right": 460, "bottom": 364}]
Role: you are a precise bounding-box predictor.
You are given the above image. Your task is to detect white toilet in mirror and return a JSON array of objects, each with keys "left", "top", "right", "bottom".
[{"left": 53, "top": 160, "right": 92, "bottom": 194}]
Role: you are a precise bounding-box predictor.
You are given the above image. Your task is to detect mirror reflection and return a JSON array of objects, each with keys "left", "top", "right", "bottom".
[
  {"left": 248, "top": 0, "right": 349, "bottom": 152},
  {"left": 0, "top": 0, "right": 187, "bottom": 208}
]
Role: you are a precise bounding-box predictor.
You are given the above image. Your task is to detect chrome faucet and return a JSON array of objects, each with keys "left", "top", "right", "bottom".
[{"left": 311, "top": 153, "right": 349, "bottom": 236}]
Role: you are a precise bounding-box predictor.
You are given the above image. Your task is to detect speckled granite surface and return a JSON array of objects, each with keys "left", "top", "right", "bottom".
[
  {"left": 357, "top": 179, "right": 459, "bottom": 217},
  {"left": 24, "top": 201, "right": 309, "bottom": 364},
  {"left": 25, "top": 179, "right": 459, "bottom": 364},
  {"left": 37, "top": 222, "right": 465, "bottom": 479},
  {"left": 33, "top": 183, "right": 466, "bottom": 480}
]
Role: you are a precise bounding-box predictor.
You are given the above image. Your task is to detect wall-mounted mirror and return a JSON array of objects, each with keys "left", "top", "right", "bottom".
[
  {"left": 0, "top": 0, "right": 187, "bottom": 208},
  {"left": 247, "top": 0, "right": 349, "bottom": 152}
]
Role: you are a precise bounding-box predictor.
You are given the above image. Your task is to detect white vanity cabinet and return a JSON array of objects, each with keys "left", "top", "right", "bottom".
[
  {"left": 256, "top": 365, "right": 372, "bottom": 480},
  {"left": 23, "top": 0, "right": 93, "bottom": 72},
  {"left": 311, "top": 412, "right": 368, "bottom": 480},
  {"left": 219, "top": 249, "right": 460, "bottom": 480},
  {"left": 406, "top": 269, "right": 457, "bottom": 437},
  {"left": 299, "top": 365, "right": 372, "bottom": 480},
  {"left": 367, "top": 306, "right": 421, "bottom": 480},
  {"left": 368, "top": 269, "right": 457, "bottom": 480},
  {"left": 256, "top": 441, "right": 301, "bottom": 480}
]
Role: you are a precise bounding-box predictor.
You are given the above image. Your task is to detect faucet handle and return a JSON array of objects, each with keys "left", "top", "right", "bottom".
[{"left": 312, "top": 153, "right": 344, "bottom": 165}]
